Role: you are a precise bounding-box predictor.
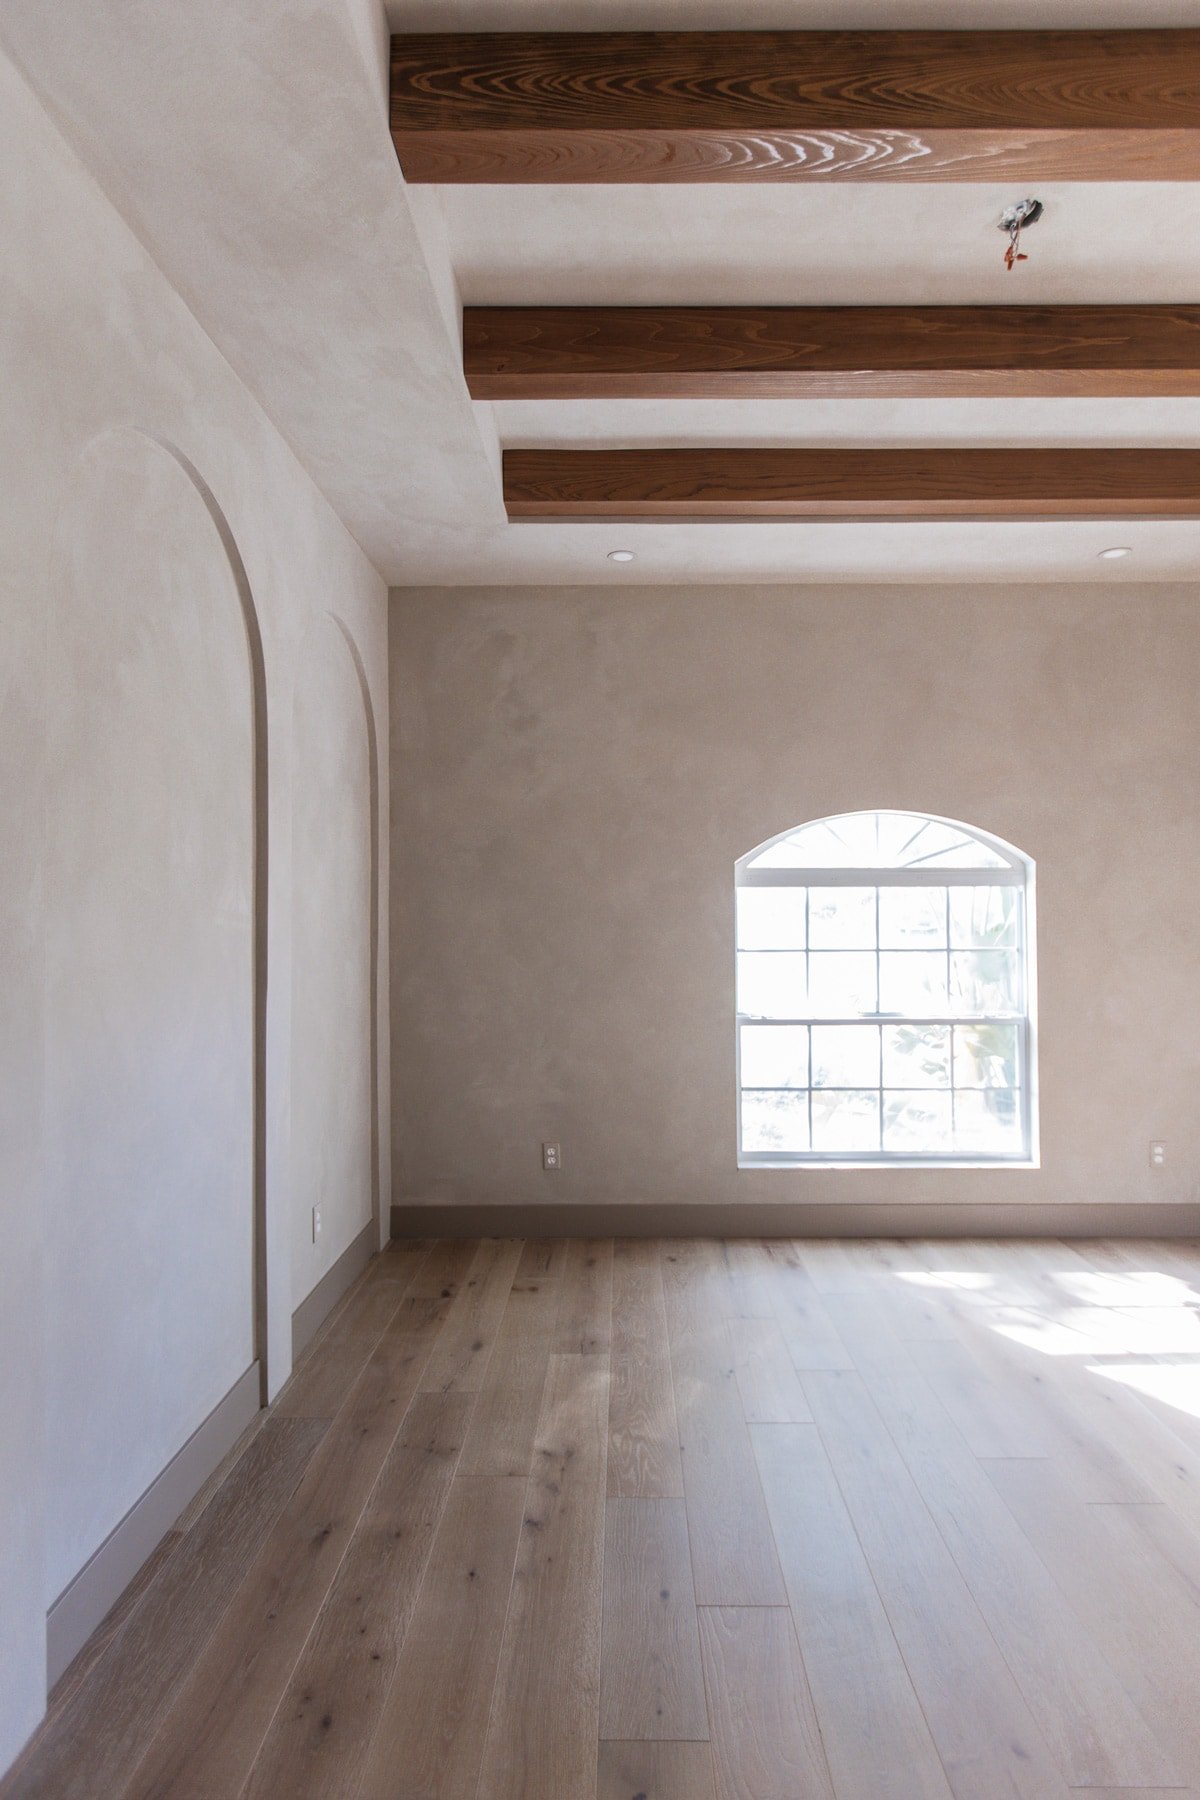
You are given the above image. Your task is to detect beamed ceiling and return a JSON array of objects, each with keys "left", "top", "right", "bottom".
[
  {"left": 8, "top": 2, "right": 1200, "bottom": 582},
  {"left": 390, "top": 29, "right": 1200, "bottom": 182}
]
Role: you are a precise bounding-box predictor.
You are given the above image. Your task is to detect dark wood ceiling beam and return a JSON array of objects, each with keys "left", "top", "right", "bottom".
[
  {"left": 503, "top": 448, "right": 1200, "bottom": 520},
  {"left": 391, "top": 30, "right": 1200, "bottom": 183},
  {"left": 466, "top": 305, "right": 1200, "bottom": 400}
]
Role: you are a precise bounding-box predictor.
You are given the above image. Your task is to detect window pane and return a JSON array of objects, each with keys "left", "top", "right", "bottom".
[
  {"left": 954, "top": 1089, "right": 1024, "bottom": 1155},
  {"left": 879, "top": 952, "right": 948, "bottom": 1015},
  {"left": 811, "top": 1090, "right": 880, "bottom": 1153},
  {"left": 809, "top": 815, "right": 879, "bottom": 865},
  {"left": 751, "top": 818, "right": 870, "bottom": 868},
  {"left": 740, "top": 1025, "right": 809, "bottom": 1089},
  {"left": 737, "top": 818, "right": 1031, "bottom": 1164},
  {"left": 737, "top": 952, "right": 807, "bottom": 1019},
  {"left": 950, "top": 950, "right": 1019, "bottom": 1015},
  {"left": 741, "top": 1090, "right": 810, "bottom": 1153},
  {"left": 807, "top": 952, "right": 877, "bottom": 1017},
  {"left": 883, "top": 1091, "right": 954, "bottom": 1153},
  {"left": 736, "top": 887, "right": 806, "bottom": 950},
  {"left": 949, "top": 885, "right": 1020, "bottom": 948},
  {"left": 878, "top": 886, "right": 947, "bottom": 949},
  {"left": 808, "top": 887, "right": 876, "bottom": 949},
  {"left": 887, "top": 817, "right": 1007, "bottom": 869},
  {"left": 882, "top": 1023, "right": 951, "bottom": 1088},
  {"left": 953, "top": 1023, "right": 1019, "bottom": 1089},
  {"left": 811, "top": 1024, "right": 880, "bottom": 1089},
  {"left": 877, "top": 814, "right": 944, "bottom": 865}
]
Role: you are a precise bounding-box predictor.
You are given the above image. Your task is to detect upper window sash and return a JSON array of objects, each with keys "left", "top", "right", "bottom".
[{"left": 738, "top": 866, "right": 1024, "bottom": 888}]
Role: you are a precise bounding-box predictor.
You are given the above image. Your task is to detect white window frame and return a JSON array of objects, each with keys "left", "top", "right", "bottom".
[{"left": 735, "top": 812, "right": 1038, "bottom": 1169}]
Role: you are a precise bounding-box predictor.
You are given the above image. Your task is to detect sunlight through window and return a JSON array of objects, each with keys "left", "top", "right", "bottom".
[{"left": 736, "top": 811, "right": 1037, "bottom": 1165}]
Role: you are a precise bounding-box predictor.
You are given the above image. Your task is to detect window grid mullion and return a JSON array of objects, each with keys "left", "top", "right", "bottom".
[
  {"left": 805, "top": 886, "right": 812, "bottom": 1153},
  {"left": 946, "top": 887, "right": 956, "bottom": 1148},
  {"left": 737, "top": 1017, "right": 1019, "bottom": 1028},
  {"left": 875, "top": 887, "right": 883, "bottom": 1152},
  {"left": 739, "top": 867, "right": 1021, "bottom": 888}
]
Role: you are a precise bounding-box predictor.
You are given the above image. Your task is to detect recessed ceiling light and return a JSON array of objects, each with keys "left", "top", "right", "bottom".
[
  {"left": 1098, "top": 546, "right": 1132, "bottom": 560},
  {"left": 607, "top": 549, "right": 635, "bottom": 563}
]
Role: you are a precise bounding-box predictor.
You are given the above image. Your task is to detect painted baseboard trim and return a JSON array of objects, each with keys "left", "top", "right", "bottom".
[
  {"left": 391, "top": 1201, "right": 1200, "bottom": 1241},
  {"left": 291, "top": 1220, "right": 376, "bottom": 1364},
  {"left": 46, "top": 1361, "right": 260, "bottom": 1688}
]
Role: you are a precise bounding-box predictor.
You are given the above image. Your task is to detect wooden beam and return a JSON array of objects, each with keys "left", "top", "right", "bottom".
[
  {"left": 503, "top": 448, "right": 1200, "bottom": 520},
  {"left": 466, "top": 305, "right": 1200, "bottom": 400},
  {"left": 391, "top": 31, "right": 1200, "bottom": 183}
]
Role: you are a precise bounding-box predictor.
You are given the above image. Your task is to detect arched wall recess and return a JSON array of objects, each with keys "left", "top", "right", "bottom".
[
  {"left": 43, "top": 427, "right": 268, "bottom": 1615},
  {"left": 143, "top": 435, "right": 271, "bottom": 1393},
  {"left": 289, "top": 611, "right": 378, "bottom": 1305},
  {"left": 329, "top": 613, "right": 383, "bottom": 1251}
]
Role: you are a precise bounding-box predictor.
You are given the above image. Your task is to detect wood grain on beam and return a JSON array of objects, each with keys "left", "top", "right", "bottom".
[
  {"left": 466, "top": 305, "right": 1200, "bottom": 400},
  {"left": 391, "top": 31, "right": 1200, "bottom": 182},
  {"left": 503, "top": 448, "right": 1200, "bottom": 520}
]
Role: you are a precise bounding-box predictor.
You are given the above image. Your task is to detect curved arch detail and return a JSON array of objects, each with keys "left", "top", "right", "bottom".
[
  {"left": 739, "top": 809, "right": 1031, "bottom": 876},
  {"left": 43, "top": 423, "right": 271, "bottom": 1611},
  {"left": 90, "top": 429, "right": 270, "bottom": 1398},
  {"left": 327, "top": 614, "right": 383, "bottom": 1249}
]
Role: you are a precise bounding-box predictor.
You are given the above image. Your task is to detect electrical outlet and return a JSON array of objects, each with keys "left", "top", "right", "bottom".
[
  {"left": 1150, "top": 1141, "right": 1166, "bottom": 1169},
  {"left": 542, "top": 1142, "right": 562, "bottom": 1171},
  {"left": 312, "top": 1204, "right": 323, "bottom": 1241}
]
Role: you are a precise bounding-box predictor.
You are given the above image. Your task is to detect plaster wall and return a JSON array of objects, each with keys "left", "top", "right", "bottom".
[
  {"left": 391, "top": 582, "right": 1200, "bottom": 1219},
  {"left": 0, "top": 47, "right": 388, "bottom": 1770},
  {"left": 44, "top": 433, "right": 256, "bottom": 1603},
  {"left": 291, "top": 619, "right": 376, "bottom": 1290}
]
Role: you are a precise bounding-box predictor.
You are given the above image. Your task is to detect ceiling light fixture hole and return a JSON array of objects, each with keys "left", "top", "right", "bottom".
[{"left": 999, "top": 197, "right": 1044, "bottom": 271}]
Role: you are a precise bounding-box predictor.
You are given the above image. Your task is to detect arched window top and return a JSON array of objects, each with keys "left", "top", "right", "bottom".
[{"left": 741, "top": 810, "right": 1021, "bottom": 876}]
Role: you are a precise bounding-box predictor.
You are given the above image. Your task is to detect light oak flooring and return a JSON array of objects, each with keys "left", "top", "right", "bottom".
[{"left": 7, "top": 1235, "right": 1200, "bottom": 1798}]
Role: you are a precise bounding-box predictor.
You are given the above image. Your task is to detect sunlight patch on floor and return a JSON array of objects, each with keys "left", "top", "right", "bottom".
[
  {"left": 1045, "top": 1269, "right": 1200, "bottom": 1308},
  {"left": 1090, "top": 1359, "right": 1200, "bottom": 1422},
  {"left": 895, "top": 1271, "right": 994, "bottom": 1291}
]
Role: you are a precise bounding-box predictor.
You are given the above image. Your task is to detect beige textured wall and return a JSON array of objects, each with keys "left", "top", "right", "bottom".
[
  {"left": 391, "top": 582, "right": 1200, "bottom": 1218},
  {"left": 290, "top": 617, "right": 376, "bottom": 1291},
  {"left": 0, "top": 46, "right": 388, "bottom": 1767},
  {"left": 44, "top": 431, "right": 256, "bottom": 1601}
]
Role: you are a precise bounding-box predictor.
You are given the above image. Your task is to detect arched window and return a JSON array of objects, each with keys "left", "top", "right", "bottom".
[{"left": 736, "top": 811, "right": 1036, "bottom": 1165}]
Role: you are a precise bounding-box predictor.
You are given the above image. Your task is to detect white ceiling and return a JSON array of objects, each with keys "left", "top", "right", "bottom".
[
  {"left": 390, "top": 1, "right": 1199, "bottom": 27},
  {"left": 7, "top": 0, "right": 1200, "bottom": 585},
  {"left": 422, "top": 184, "right": 1200, "bottom": 310}
]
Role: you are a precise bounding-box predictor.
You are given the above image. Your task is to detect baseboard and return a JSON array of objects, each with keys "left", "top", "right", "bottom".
[
  {"left": 46, "top": 1361, "right": 260, "bottom": 1688},
  {"left": 291, "top": 1220, "right": 376, "bottom": 1363},
  {"left": 390, "top": 1201, "right": 1200, "bottom": 1241}
]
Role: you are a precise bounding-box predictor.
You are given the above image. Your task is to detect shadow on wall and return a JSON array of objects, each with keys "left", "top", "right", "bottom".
[{"left": 43, "top": 426, "right": 267, "bottom": 1612}]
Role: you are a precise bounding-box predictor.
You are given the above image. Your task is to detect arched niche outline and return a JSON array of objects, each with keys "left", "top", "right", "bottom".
[
  {"left": 288, "top": 608, "right": 382, "bottom": 1295},
  {"left": 50, "top": 427, "right": 270, "bottom": 1404}
]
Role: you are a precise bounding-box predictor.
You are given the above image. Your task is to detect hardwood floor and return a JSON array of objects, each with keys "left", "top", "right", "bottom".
[{"left": 7, "top": 1235, "right": 1200, "bottom": 1799}]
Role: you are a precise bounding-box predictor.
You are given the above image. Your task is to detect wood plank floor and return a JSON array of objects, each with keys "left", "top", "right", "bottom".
[{"left": 7, "top": 1235, "right": 1200, "bottom": 1799}]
